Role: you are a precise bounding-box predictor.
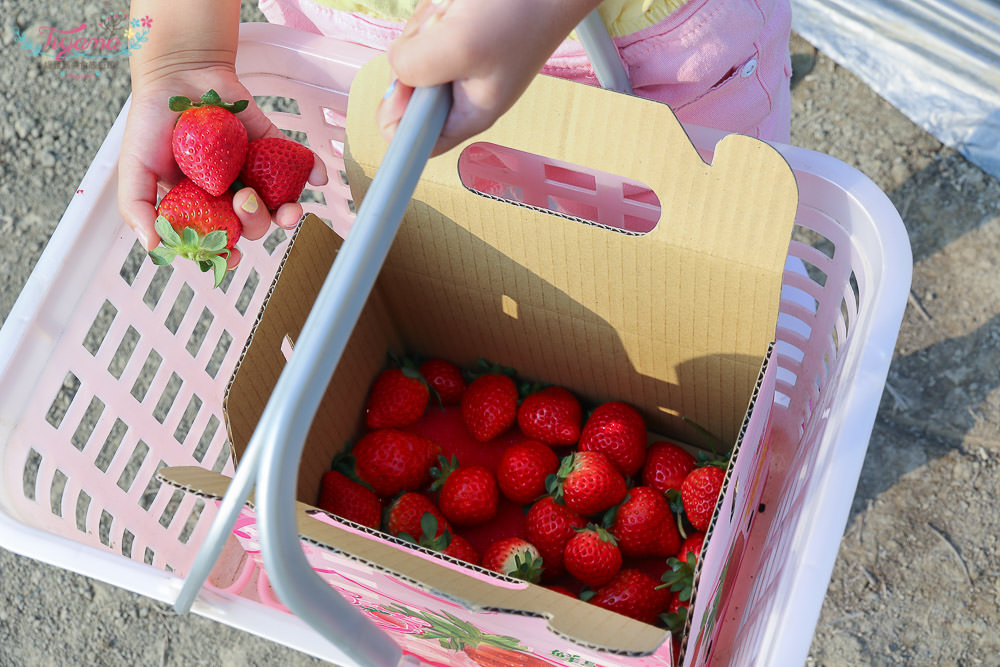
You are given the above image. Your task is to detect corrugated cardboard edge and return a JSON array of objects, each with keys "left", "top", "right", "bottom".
[
  {"left": 677, "top": 342, "right": 774, "bottom": 665},
  {"left": 157, "top": 465, "right": 671, "bottom": 658},
  {"left": 220, "top": 213, "right": 315, "bottom": 463}
]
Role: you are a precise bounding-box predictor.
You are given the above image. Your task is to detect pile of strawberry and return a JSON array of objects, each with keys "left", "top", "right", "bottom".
[
  {"left": 318, "top": 355, "right": 729, "bottom": 637},
  {"left": 150, "top": 90, "right": 313, "bottom": 287}
]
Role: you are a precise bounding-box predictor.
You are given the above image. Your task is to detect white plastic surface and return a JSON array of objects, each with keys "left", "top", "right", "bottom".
[{"left": 0, "top": 23, "right": 910, "bottom": 667}]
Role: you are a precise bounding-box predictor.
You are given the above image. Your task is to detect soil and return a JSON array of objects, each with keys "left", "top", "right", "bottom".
[{"left": 1, "top": 3, "right": 999, "bottom": 665}]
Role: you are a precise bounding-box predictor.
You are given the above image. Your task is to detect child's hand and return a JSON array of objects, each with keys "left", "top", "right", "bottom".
[
  {"left": 118, "top": 68, "right": 328, "bottom": 270},
  {"left": 378, "top": 0, "right": 602, "bottom": 156}
]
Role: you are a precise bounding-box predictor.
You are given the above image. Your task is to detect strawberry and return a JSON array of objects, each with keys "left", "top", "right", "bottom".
[
  {"left": 316, "top": 470, "right": 381, "bottom": 529},
  {"left": 150, "top": 179, "right": 242, "bottom": 287},
  {"left": 456, "top": 495, "right": 529, "bottom": 557},
  {"left": 525, "top": 496, "right": 586, "bottom": 579},
  {"left": 430, "top": 457, "right": 499, "bottom": 527},
  {"left": 516, "top": 386, "right": 582, "bottom": 446},
  {"left": 365, "top": 367, "right": 430, "bottom": 430},
  {"left": 350, "top": 429, "right": 440, "bottom": 498},
  {"left": 169, "top": 90, "right": 248, "bottom": 196},
  {"left": 661, "top": 591, "right": 690, "bottom": 635},
  {"left": 680, "top": 464, "right": 726, "bottom": 532},
  {"left": 584, "top": 569, "right": 671, "bottom": 625},
  {"left": 677, "top": 532, "right": 705, "bottom": 565},
  {"left": 641, "top": 441, "right": 696, "bottom": 495},
  {"left": 481, "top": 537, "right": 544, "bottom": 583},
  {"left": 394, "top": 508, "right": 480, "bottom": 565},
  {"left": 547, "top": 451, "right": 627, "bottom": 517},
  {"left": 383, "top": 492, "right": 450, "bottom": 540},
  {"left": 496, "top": 440, "right": 559, "bottom": 505},
  {"left": 577, "top": 401, "right": 648, "bottom": 478},
  {"left": 238, "top": 136, "right": 313, "bottom": 211},
  {"left": 563, "top": 525, "right": 622, "bottom": 588},
  {"left": 607, "top": 486, "right": 682, "bottom": 558},
  {"left": 419, "top": 358, "right": 467, "bottom": 406},
  {"left": 659, "top": 538, "right": 701, "bottom": 614},
  {"left": 461, "top": 373, "right": 518, "bottom": 442}
]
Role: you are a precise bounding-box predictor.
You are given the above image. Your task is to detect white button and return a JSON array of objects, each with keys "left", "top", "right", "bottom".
[{"left": 741, "top": 58, "right": 758, "bottom": 77}]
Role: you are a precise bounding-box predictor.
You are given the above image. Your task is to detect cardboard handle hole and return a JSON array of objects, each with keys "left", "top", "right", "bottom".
[{"left": 458, "top": 142, "right": 661, "bottom": 234}]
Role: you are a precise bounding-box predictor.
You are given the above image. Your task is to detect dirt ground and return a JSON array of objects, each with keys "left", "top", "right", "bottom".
[{"left": 1, "top": 2, "right": 999, "bottom": 665}]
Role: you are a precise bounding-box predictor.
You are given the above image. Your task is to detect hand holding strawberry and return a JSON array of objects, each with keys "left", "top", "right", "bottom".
[{"left": 119, "top": 70, "right": 327, "bottom": 283}]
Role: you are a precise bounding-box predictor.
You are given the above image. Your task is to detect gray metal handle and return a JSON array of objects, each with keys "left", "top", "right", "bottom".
[{"left": 175, "top": 13, "right": 630, "bottom": 667}]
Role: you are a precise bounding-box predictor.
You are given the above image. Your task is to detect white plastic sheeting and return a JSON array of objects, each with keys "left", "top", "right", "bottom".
[{"left": 791, "top": 0, "right": 1000, "bottom": 181}]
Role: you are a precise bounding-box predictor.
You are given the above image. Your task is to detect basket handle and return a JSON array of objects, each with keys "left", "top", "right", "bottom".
[{"left": 175, "top": 13, "right": 628, "bottom": 667}]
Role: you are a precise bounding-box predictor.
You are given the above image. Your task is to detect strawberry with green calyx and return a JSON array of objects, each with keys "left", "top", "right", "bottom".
[
  {"left": 150, "top": 179, "right": 242, "bottom": 287},
  {"left": 658, "top": 548, "right": 699, "bottom": 606},
  {"left": 169, "top": 89, "right": 249, "bottom": 196},
  {"left": 238, "top": 136, "right": 313, "bottom": 211},
  {"left": 396, "top": 511, "right": 480, "bottom": 565},
  {"left": 384, "top": 493, "right": 450, "bottom": 540},
  {"left": 577, "top": 401, "right": 648, "bottom": 478},
  {"left": 516, "top": 385, "right": 582, "bottom": 446},
  {"left": 430, "top": 456, "right": 499, "bottom": 527},
  {"left": 365, "top": 359, "right": 430, "bottom": 429},
  {"left": 563, "top": 524, "right": 622, "bottom": 588},
  {"left": 660, "top": 593, "right": 689, "bottom": 635},
  {"left": 606, "top": 486, "right": 682, "bottom": 559},
  {"left": 680, "top": 463, "right": 727, "bottom": 533},
  {"left": 481, "top": 537, "right": 544, "bottom": 583},
  {"left": 316, "top": 470, "right": 381, "bottom": 529},
  {"left": 547, "top": 450, "right": 627, "bottom": 517},
  {"left": 582, "top": 568, "right": 671, "bottom": 625},
  {"left": 350, "top": 429, "right": 441, "bottom": 498},
  {"left": 524, "top": 496, "right": 586, "bottom": 579},
  {"left": 496, "top": 440, "right": 560, "bottom": 505}
]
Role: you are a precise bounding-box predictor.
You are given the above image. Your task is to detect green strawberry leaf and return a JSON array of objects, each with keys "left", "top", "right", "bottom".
[
  {"left": 201, "top": 230, "right": 229, "bottom": 253},
  {"left": 154, "top": 216, "right": 182, "bottom": 247},
  {"left": 148, "top": 247, "right": 177, "bottom": 266},
  {"left": 201, "top": 89, "right": 223, "bottom": 106},
  {"left": 209, "top": 255, "right": 228, "bottom": 288},
  {"left": 167, "top": 95, "right": 194, "bottom": 112},
  {"left": 182, "top": 226, "right": 199, "bottom": 248}
]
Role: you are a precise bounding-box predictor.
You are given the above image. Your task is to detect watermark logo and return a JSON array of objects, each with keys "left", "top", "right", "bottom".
[{"left": 12, "top": 11, "right": 152, "bottom": 80}]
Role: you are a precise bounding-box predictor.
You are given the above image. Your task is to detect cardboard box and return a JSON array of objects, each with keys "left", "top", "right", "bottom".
[{"left": 161, "top": 56, "right": 797, "bottom": 666}]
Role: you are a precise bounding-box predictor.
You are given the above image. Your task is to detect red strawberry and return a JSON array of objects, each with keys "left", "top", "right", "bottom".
[
  {"left": 239, "top": 136, "right": 313, "bottom": 211},
  {"left": 419, "top": 358, "right": 467, "bottom": 406},
  {"left": 383, "top": 492, "right": 450, "bottom": 540},
  {"left": 563, "top": 525, "right": 622, "bottom": 588},
  {"left": 577, "top": 402, "right": 648, "bottom": 478},
  {"left": 516, "top": 386, "right": 582, "bottom": 446},
  {"left": 430, "top": 457, "right": 499, "bottom": 527},
  {"left": 316, "top": 470, "right": 381, "bottom": 529},
  {"left": 585, "top": 569, "right": 671, "bottom": 625},
  {"left": 481, "top": 537, "right": 544, "bottom": 583},
  {"left": 496, "top": 440, "right": 559, "bottom": 505},
  {"left": 456, "top": 495, "right": 528, "bottom": 557},
  {"left": 681, "top": 465, "right": 726, "bottom": 532},
  {"left": 525, "top": 497, "right": 586, "bottom": 579},
  {"left": 661, "top": 591, "right": 690, "bottom": 635},
  {"left": 150, "top": 179, "right": 242, "bottom": 287},
  {"left": 660, "top": 537, "right": 701, "bottom": 614},
  {"left": 461, "top": 373, "right": 518, "bottom": 442},
  {"left": 441, "top": 533, "right": 480, "bottom": 565},
  {"left": 608, "top": 486, "right": 682, "bottom": 558},
  {"left": 547, "top": 451, "right": 627, "bottom": 517},
  {"left": 641, "top": 441, "right": 696, "bottom": 494},
  {"left": 350, "top": 429, "right": 440, "bottom": 498},
  {"left": 365, "top": 367, "right": 430, "bottom": 429},
  {"left": 169, "top": 90, "right": 248, "bottom": 196},
  {"left": 677, "top": 532, "right": 705, "bottom": 565}
]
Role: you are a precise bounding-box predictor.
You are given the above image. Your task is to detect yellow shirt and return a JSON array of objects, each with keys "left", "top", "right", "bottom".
[{"left": 311, "top": 0, "right": 689, "bottom": 38}]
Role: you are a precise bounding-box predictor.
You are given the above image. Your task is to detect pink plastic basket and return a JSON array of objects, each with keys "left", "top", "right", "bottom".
[{"left": 0, "top": 22, "right": 910, "bottom": 666}]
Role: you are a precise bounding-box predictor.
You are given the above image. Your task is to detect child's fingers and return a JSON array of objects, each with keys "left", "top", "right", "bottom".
[
  {"left": 232, "top": 187, "right": 272, "bottom": 241},
  {"left": 274, "top": 202, "right": 304, "bottom": 230},
  {"left": 227, "top": 246, "right": 242, "bottom": 271},
  {"left": 117, "top": 161, "right": 165, "bottom": 251}
]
